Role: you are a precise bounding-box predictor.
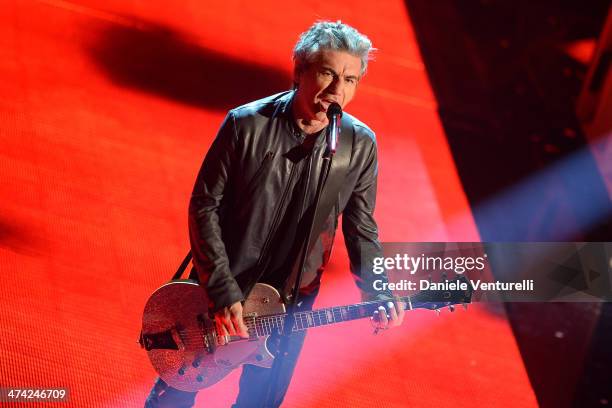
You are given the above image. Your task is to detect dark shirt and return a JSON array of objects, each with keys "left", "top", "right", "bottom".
[{"left": 259, "top": 132, "right": 322, "bottom": 301}]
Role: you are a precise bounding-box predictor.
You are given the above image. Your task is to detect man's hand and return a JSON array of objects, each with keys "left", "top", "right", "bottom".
[
  {"left": 214, "top": 301, "right": 249, "bottom": 345},
  {"left": 371, "top": 300, "right": 406, "bottom": 333}
]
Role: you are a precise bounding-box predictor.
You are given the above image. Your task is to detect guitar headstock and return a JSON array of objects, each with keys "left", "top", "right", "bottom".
[{"left": 410, "top": 274, "right": 473, "bottom": 312}]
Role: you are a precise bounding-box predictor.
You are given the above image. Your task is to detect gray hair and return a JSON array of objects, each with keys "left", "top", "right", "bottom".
[{"left": 293, "top": 20, "right": 375, "bottom": 78}]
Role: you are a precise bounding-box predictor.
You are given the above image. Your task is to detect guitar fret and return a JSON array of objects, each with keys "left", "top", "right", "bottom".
[
  {"left": 303, "top": 313, "right": 311, "bottom": 327},
  {"left": 276, "top": 316, "right": 282, "bottom": 333},
  {"left": 296, "top": 315, "right": 303, "bottom": 331},
  {"left": 347, "top": 306, "right": 355, "bottom": 320},
  {"left": 252, "top": 316, "right": 259, "bottom": 337}
]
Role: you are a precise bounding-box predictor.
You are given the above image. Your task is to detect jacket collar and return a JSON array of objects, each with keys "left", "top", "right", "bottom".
[{"left": 278, "top": 89, "right": 295, "bottom": 117}]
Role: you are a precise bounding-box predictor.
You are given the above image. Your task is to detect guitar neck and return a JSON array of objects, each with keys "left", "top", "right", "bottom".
[
  {"left": 294, "top": 296, "right": 416, "bottom": 330},
  {"left": 250, "top": 295, "right": 415, "bottom": 336},
  {"left": 248, "top": 276, "right": 472, "bottom": 337}
]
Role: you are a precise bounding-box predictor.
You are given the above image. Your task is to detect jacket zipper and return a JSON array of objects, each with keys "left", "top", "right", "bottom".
[
  {"left": 245, "top": 151, "right": 275, "bottom": 198},
  {"left": 254, "top": 159, "right": 300, "bottom": 273}
]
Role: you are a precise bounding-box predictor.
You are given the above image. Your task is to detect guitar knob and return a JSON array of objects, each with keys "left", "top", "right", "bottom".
[
  {"left": 178, "top": 367, "right": 185, "bottom": 376},
  {"left": 196, "top": 375, "right": 204, "bottom": 382},
  {"left": 192, "top": 359, "right": 201, "bottom": 368}
]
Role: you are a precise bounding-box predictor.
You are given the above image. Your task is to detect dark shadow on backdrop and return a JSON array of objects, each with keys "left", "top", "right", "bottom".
[
  {"left": 86, "top": 20, "right": 292, "bottom": 112},
  {"left": 0, "top": 216, "right": 43, "bottom": 255},
  {"left": 404, "top": 1, "right": 612, "bottom": 407},
  {"left": 404, "top": 0, "right": 611, "bottom": 242}
]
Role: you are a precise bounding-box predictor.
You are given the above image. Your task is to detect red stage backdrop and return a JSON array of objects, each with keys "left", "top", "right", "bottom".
[{"left": 0, "top": 1, "right": 537, "bottom": 407}]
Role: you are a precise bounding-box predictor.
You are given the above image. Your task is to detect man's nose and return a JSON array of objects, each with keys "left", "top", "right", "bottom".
[{"left": 326, "top": 76, "right": 343, "bottom": 95}]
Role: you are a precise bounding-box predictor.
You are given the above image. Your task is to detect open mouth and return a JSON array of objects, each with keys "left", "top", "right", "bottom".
[{"left": 319, "top": 99, "right": 338, "bottom": 111}]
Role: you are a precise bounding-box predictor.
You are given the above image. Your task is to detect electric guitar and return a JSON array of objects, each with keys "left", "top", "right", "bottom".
[{"left": 140, "top": 276, "right": 472, "bottom": 391}]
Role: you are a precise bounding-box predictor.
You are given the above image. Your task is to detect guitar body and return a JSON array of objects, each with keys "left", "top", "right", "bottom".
[{"left": 141, "top": 280, "right": 285, "bottom": 392}]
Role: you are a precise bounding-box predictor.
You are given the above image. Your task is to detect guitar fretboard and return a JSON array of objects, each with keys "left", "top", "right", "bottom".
[
  {"left": 245, "top": 296, "right": 414, "bottom": 337},
  {"left": 240, "top": 275, "right": 472, "bottom": 338}
]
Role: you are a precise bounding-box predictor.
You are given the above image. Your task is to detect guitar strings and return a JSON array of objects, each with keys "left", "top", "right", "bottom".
[
  {"left": 172, "top": 294, "right": 448, "bottom": 342},
  {"left": 153, "top": 292, "right": 470, "bottom": 348},
  {"left": 174, "top": 307, "right": 373, "bottom": 343}
]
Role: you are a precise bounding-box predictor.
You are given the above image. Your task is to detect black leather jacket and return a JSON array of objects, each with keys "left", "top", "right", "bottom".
[{"left": 188, "top": 91, "right": 388, "bottom": 311}]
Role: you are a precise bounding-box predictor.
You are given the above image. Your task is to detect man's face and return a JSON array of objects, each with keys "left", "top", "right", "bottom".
[{"left": 294, "top": 49, "right": 362, "bottom": 123}]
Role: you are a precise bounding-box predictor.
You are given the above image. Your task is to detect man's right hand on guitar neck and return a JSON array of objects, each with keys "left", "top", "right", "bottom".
[{"left": 214, "top": 301, "right": 250, "bottom": 345}]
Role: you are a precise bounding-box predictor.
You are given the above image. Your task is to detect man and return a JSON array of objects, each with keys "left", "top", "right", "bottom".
[{"left": 145, "top": 20, "right": 404, "bottom": 408}]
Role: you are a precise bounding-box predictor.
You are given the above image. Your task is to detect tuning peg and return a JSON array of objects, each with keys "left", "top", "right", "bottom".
[
  {"left": 448, "top": 305, "right": 455, "bottom": 312},
  {"left": 435, "top": 309, "right": 441, "bottom": 316},
  {"left": 462, "top": 304, "right": 469, "bottom": 310}
]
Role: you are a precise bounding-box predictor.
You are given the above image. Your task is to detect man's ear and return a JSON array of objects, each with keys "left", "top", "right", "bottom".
[{"left": 293, "top": 66, "right": 301, "bottom": 88}]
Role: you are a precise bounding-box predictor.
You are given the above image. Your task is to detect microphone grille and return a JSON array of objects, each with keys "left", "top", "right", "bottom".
[{"left": 326, "top": 102, "right": 342, "bottom": 118}]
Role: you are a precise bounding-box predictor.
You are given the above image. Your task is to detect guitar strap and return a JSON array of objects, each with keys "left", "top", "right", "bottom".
[{"left": 172, "top": 115, "right": 355, "bottom": 282}]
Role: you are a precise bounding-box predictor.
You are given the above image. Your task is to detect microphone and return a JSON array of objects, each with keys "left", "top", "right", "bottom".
[{"left": 325, "top": 102, "right": 342, "bottom": 156}]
